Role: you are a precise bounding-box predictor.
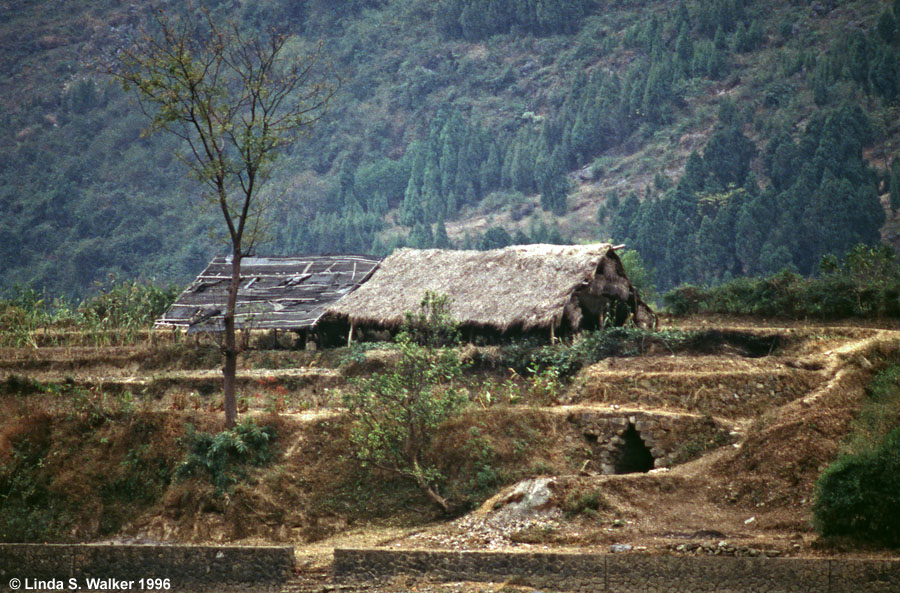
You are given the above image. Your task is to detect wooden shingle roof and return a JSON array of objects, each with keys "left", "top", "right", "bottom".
[{"left": 156, "top": 255, "right": 380, "bottom": 333}]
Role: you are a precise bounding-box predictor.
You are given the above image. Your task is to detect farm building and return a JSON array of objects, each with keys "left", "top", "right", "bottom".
[
  {"left": 155, "top": 255, "right": 380, "bottom": 337},
  {"left": 324, "top": 243, "right": 656, "bottom": 341}
]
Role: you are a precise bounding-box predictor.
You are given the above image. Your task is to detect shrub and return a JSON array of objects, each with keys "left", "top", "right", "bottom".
[
  {"left": 342, "top": 331, "right": 468, "bottom": 512},
  {"left": 813, "top": 364, "right": 900, "bottom": 547},
  {"left": 619, "top": 249, "right": 658, "bottom": 306},
  {"left": 78, "top": 278, "right": 179, "bottom": 332},
  {"left": 812, "top": 427, "right": 900, "bottom": 547},
  {"left": 663, "top": 245, "right": 900, "bottom": 319},
  {"left": 175, "top": 420, "right": 277, "bottom": 495},
  {"left": 402, "top": 291, "right": 460, "bottom": 347},
  {"left": 500, "top": 327, "right": 696, "bottom": 380}
]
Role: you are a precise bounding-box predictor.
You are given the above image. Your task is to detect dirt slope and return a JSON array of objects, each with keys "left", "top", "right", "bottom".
[{"left": 1, "top": 319, "right": 898, "bottom": 562}]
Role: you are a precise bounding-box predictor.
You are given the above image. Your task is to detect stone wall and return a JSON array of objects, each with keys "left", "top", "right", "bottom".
[
  {"left": 0, "top": 544, "right": 294, "bottom": 593},
  {"left": 334, "top": 548, "right": 900, "bottom": 593},
  {"left": 574, "top": 410, "right": 733, "bottom": 472}
]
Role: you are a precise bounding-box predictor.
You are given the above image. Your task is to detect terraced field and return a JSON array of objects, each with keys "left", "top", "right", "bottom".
[{"left": 1, "top": 319, "right": 899, "bottom": 591}]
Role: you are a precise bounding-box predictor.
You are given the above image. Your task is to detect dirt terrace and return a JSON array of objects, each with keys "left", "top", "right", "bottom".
[{"left": 2, "top": 319, "right": 899, "bottom": 569}]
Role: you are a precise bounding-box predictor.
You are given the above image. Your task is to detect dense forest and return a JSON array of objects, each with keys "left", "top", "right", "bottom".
[{"left": 1, "top": 0, "right": 899, "bottom": 298}]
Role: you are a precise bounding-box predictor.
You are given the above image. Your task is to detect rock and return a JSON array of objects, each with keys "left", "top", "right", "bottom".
[
  {"left": 491, "top": 477, "right": 558, "bottom": 520},
  {"left": 610, "top": 544, "right": 633, "bottom": 553}
]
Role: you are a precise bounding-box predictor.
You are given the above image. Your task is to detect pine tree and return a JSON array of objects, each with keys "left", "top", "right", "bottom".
[
  {"left": 433, "top": 219, "right": 452, "bottom": 249},
  {"left": 734, "top": 195, "right": 768, "bottom": 275},
  {"left": 679, "top": 150, "right": 706, "bottom": 194},
  {"left": 703, "top": 123, "right": 756, "bottom": 189},
  {"left": 889, "top": 158, "right": 900, "bottom": 212},
  {"left": 642, "top": 58, "right": 673, "bottom": 123},
  {"left": 480, "top": 142, "right": 502, "bottom": 194},
  {"left": 811, "top": 60, "right": 831, "bottom": 106},
  {"left": 610, "top": 191, "right": 640, "bottom": 242},
  {"left": 877, "top": 9, "right": 898, "bottom": 44},
  {"left": 538, "top": 149, "right": 569, "bottom": 215},
  {"left": 421, "top": 160, "right": 442, "bottom": 221},
  {"left": 675, "top": 22, "right": 694, "bottom": 74},
  {"left": 870, "top": 45, "right": 899, "bottom": 101},
  {"left": 409, "top": 222, "right": 433, "bottom": 249},
  {"left": 478, "top": 226, "right": 513, "bottom": 250}
]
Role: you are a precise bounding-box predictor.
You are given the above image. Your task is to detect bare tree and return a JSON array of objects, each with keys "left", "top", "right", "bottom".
[{"left": 111, "top": 8, "right": 335, "bottom": 427}]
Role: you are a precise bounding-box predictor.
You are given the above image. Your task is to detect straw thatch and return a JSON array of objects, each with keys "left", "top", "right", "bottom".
[
  {"left": 325, "top": 244, "right": 655, "bottom": 334},
  {"left": 156, "top": 255, "right": 380, "bottom": 333}
]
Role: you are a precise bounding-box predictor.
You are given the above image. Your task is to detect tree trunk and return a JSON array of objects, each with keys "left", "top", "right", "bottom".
[
  {"left": 422, "top": 481, "right": 451, "bottom": 514},
  {"left": 223, "top": 249, "right": 242, "bottom": 429},
  {"left": 411, "top": 459, "right": 450, "bottom": 513}
]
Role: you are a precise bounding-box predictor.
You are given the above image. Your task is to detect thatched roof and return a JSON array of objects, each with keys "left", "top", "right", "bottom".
[
  {"left": 325, "top": 244, "right": 651, "bottom": 332},
  {"left": 156, "top": 255, "right": 380, "bottom": 333}
]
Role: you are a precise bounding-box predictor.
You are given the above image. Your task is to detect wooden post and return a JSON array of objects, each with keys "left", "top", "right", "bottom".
[
  {"left": 347, "top": 322, "right": 355, "bottom": 347},
  {"left": 550, "top": 324, "right": 556, "bottom": 344}
]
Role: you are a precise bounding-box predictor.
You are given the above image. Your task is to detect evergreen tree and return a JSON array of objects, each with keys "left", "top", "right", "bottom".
[
  {"left": 408, "top": 222, "right": 433, "bottom": 249},
  {"left": 610, "top": 191, "right": 640, "bottom": 242},
  {"left": 889, "top": 158, "right": 900, "bottom": 212},
  {"left": 877, "top": 9, "right": 898, "bottom": 45},
  {"left": 433, "top": 219, "right": 452, "bottom": 249},
  {"left": 763, "top": 133, "right": 799, "bottom": 191},
  {"left": 811, "top": 59, "right": 831, "bottom": 106},
  {"left": 480, "top": 142, "right": 502, "bottom": 195},
  {"left": 675, "top": 22, "right": 694, "bottom": 74},
  {"left": 870, "top": 45, "right": 899, "bottom": 101},
  {"left": 642, "top": 58, "right": 674, "bottom": 123},
  {"left": 478, "top": 226, "right": 513, "bottom": 250},
  {"left": 734, "top": 194, "right": 768, "bottom": 275},
  {"left": 703, "top": 123, "right": 756, "bottom": 189},
  {"left": 679, "top": 150, "right": 707, "bottom": 194},
  {"left": 538, "top": 148, "right": 569, "bottom": 215}
]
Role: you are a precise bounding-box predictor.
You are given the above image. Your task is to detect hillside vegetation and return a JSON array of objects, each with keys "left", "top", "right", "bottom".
[
  {"left": 1, "top": 0, "right": 900, "bottom": 299},
  {"left": 2, "top": 313, "right": 900, "bottom": 557}
]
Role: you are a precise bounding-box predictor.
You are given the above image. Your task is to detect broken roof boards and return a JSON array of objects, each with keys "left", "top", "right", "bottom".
[
  {"left": 156, "top": 255, "right": 381, "bottom": 333},
  {"left": 325, "top": 243, "right": 656, "bottom": 334}
]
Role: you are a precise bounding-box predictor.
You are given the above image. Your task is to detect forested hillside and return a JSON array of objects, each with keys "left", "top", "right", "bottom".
[{"left": 1, "top": 0, "right": 899, "bottom": 298}]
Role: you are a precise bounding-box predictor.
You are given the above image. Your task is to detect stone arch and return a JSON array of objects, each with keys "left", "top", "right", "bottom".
[{"left": 611, "top": 423, "right": 654, "bottom": 474}]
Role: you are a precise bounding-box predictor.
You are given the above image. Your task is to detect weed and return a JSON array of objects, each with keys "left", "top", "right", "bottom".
[
  {"left": 175, "top": 419, "right": 277, "bottom": 496},
  {"left": 562, "top": 487, "right": 609, "bottom": 518},
  {"left": 461, "top": 426, "right": 504, "bottom": 503},
  {"left": 499, "top": 327, "right": 697, "bottom": 380},
  {"left": 0, "top": 279, "right": 177, "bottom": 348}
]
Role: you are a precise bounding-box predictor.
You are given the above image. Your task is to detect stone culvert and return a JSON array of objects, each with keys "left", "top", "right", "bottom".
[{"left": 573, "top": 410, "right": 736, "bottom": 473}]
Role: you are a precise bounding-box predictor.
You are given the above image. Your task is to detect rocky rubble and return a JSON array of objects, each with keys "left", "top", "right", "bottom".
[{"left": 407, "top": 478, "right": 564, "bottom": 550}]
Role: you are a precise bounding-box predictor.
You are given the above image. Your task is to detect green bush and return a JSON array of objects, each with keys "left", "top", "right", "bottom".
[
  {"left": 175, "top": 420, "right": 277, "bottom": 495},
  {"left": 813, "top": 364, "right": 900, "bottom": 546},
  {"left": 78, "top": 278, "right": 179, "bottom": 332},
  {"left": 402, "top": 291, "right": 460, "bottom": 347},
  {"left": 500, "top": 327, "right": 696, "bottom": 379},
  {"left": 343, "top": 331, "right": 468, "bottom": 512},
  {"left": 663, "top": 245, "right": 900, "bottom": 319},
  {"left": 812, "top": 427, "right": 900, "bottom": 547}
]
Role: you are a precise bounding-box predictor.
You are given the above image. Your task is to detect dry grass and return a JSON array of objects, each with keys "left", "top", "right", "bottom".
[{"left": 1, "top": 319, "right": 899, "bottom": 557}]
